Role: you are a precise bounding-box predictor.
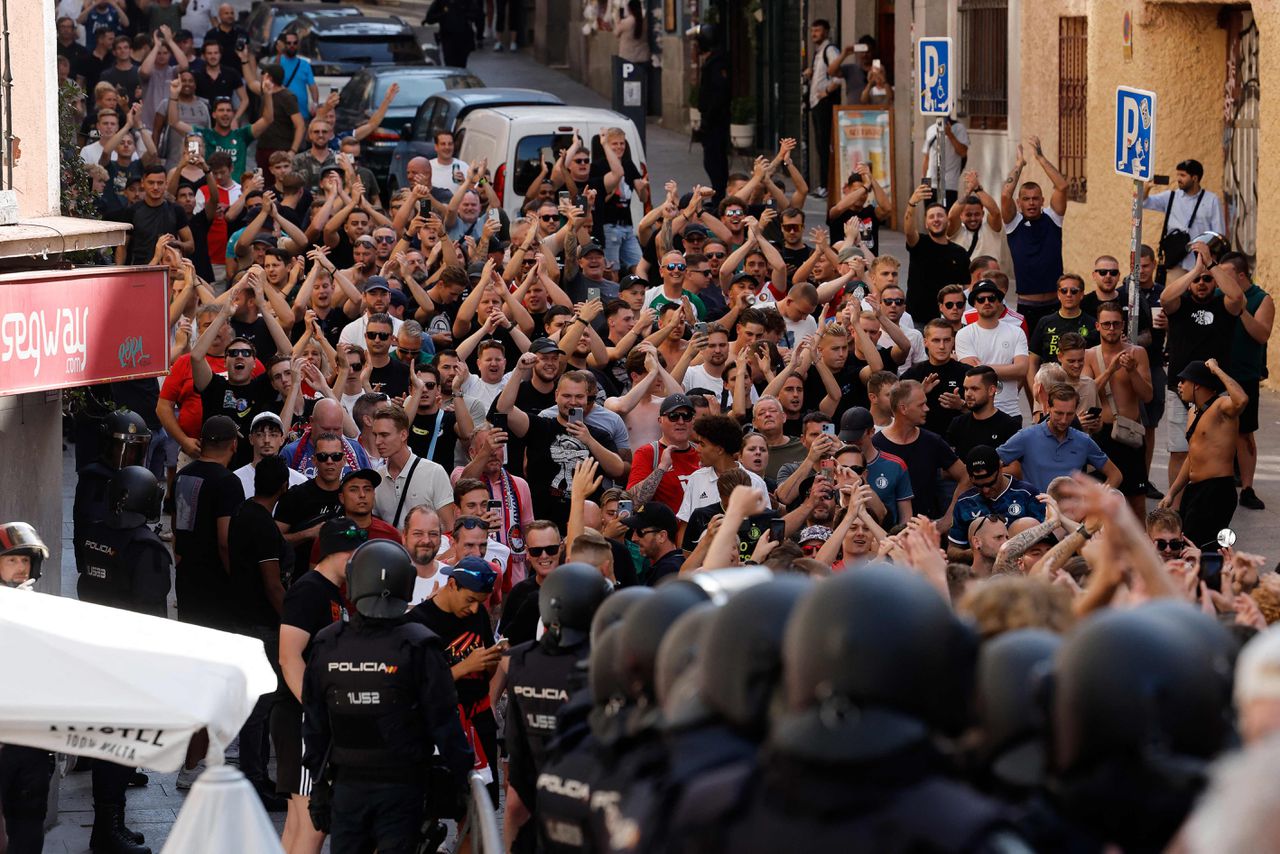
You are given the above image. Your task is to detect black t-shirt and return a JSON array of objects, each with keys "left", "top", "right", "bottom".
[
  {"left": 274, "top": 480, "right": 343, "bottom": 579},
  {"left": 945, "top": 410, "right": 1023, "bottom": 461},
  {"left": 111, "top": 200, "right": 190, "bottom": 265},
  {"left": 872, "top": 428, "right": 959, "bottom": 518},
  {"left": 646, "top": 548, "right": 685, "bottom": 586},
  {"left": 280, "top": 569, "right": 347, "bottom": 661},
  {"left": 498, "top": 382, "right": 558, "bottom": 479},
  {"left": 828, "top": 205, "right": 882, "bottom": 256},
  {"left": 99, "top": 63, "right": 141, "bottom": 100},
  {"left": 408, "top": 407, "right": 459, "bottom": 469},
  {"left": 369, "top": 357, "right": 411, "bottom": 399},
  {"left": 230, "top": 315, "right": 279, "bottom": 363},
  {"left": 523, "top": 415, "right": 616, "bottom": 529},
  {"left": 496, "top": 576, "right": 540, "bottom": 647},
  {"left": 173, "top": 459, "right": 244, "bottom": 570},
  {"left": 900, "top": 359, "right": 970, "bottom": 438},
  {"left": 228, "top": 499, "right": 294, "bottom": 629},
  {"left": 1167, "top": 292, "right": 1236, "bottom": 378},
  {"left": 801, "top": 358, "right": 871, "bottom": 421},
  {"left": 187, "top": 210, "right": 215, "bottom": 281},
  {"left": 199, "top": 373, "right": 277, "bottom": 466},
  {"left": 561, "top": 271, "right": 617, "bottom": 304},
  {"left": 289, "top": 306, "right": 346, "bottom": 349},
  {"left": 778, "top": 243, "right": 811, "bottom": 282},
  {"left": 1028, "top": 311, "right": 1098, "bottom": 363},
  {"left": 905, "top": 237, "right": 970, "bottom": 322},
  {"left": 409, "top": 599, "right": 494, "bottom": 708},
  {"left": 1081, "top": 285, "right": 1152, "bottom": 334},
  {"left": 194, "top": 66, "right": 244, "bottom": 105}
]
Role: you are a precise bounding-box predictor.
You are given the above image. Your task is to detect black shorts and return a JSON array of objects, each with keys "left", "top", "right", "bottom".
[
  {"left": 270, "top": 698, "right": 306, "bottom": 796},
  {"left": 1096, "top": 430, "right": 1148, "bottom": 497},
  {"left": 1181, "top": 476, "right": 1238, "bottom": 550},
  {"left": 1239, "top": 378, "right": 1260, "bottom": 434}
]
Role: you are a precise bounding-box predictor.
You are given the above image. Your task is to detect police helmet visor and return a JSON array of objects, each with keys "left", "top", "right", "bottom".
[
  {"left": 106, "top": 434, "right": 151, "bottom": 469},
  {"left": 0, "top": 522, "right": 49, "bottom": 559}
]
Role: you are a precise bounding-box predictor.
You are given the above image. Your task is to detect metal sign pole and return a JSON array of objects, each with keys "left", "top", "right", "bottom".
[
  {"left": 1127, "top": 178, "right": 1145, "bottom": 341},
  {"left": 933, "top": 117, "right": 946, "bottom": 203}
]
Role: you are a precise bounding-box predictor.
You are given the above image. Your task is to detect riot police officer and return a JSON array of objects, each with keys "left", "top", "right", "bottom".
[
  {"left": 77, "top": 468, "right": 171, "bottom": 854},
  {"left": 0, "top": 523, "right": 55, "bottom": 854},
  {"left": 505, "top": 563, "right": 612, "bottom": 851},
  {"left": 73, "top": 409, "right": 151, "bottom": 577},
  {"left": 714, "top": 565, "right": 1022, "bottom": 854},
  {"left": 301, "top": 540, "right": 473, "bottom": 854}
]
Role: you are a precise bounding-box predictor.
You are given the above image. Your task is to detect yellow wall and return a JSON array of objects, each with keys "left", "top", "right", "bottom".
[{"left": 1017, "top": 0, "right": 1280, "bottom": 377}]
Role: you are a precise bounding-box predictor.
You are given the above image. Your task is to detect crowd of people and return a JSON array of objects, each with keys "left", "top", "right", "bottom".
[{"left": 4, "top": 8, "right": 1272, "bottom": 851}]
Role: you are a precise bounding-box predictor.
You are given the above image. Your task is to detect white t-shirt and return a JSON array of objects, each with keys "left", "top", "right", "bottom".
[
  {"left": 677, "top": 464, "right": 769, "bottom": 521},
  {"left": 80, "top": 141, "right": 140, "bottom": 165},
  {"left": 429, "top": 157, "right": 470, "bottom": 194},
  {"left": 409, "top": 565, "right": 449, "bottom": 607},
  {"left": 460, "top": 373, "right": 507, "bottom": 416},
  {"left": 682, "top": 363, "right": 759, "bottom": 407},
  {"left": 954, "top": 321, "right": 1029, "bottom": 417},
  {"left": 779, "top": 312, "right": 818, "bottom": 347},
  {"left": 373, "top": 452, "right": 455, "bottom": 529},
  {"left": 922, "top": 121, "right": 970, "bottom": 194},
  {"left": 232, "top": 462, "right": 306, "bottom": 506}
]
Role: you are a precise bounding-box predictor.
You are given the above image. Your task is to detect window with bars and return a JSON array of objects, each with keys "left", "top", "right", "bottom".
[
  {"left": 957, "top": 0, "right": 1008, "bottom": 129},
  {"left": 1059, "top": 17, "right": 1088, "bottom": 203}
]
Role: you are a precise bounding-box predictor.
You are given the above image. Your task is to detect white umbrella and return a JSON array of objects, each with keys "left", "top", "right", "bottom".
[{"left": 0, "top": 588, "right": 283, "bottom": 851}]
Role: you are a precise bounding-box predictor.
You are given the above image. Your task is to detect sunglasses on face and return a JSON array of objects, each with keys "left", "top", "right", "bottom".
[
  {"left": 942, "top": 300, "right": 965, "bottom": 309},
  {"left": 881, "top": 297, "right": 905, "bottom": 306},
  {"left": 539, "top": 214, "right": 558, "bottom": 221},
  {"left": 781, "top": 223, "right": 803, "bottom": 231},
  {"left": 847, "top": 463, "right": 867, "bottom": 475},
  {"left": 366, "top": 331, "right": 391, "bottom": 341},
  {"left": 1094, "top": 269, "right": 1120, "bottom": 277},
  {"left": 572, "top": 158, "right": 590, "bottom": 165},
  {"left": 421, "top": 380, "right": 438, "bottom": 390},
  {"left": 349, "top": 362, "right": 364, "bottom": 370},
  {"left": 1098, "top": 320, "right": 1123, "bottom": 328},
  {"left": 726, "top": 210, "right": 744, "bottom": 217},
  {"left": 1194, "top": 275, "right": 1214, "bottom": 283},
  {"left": 456, "top": 518, "right": 488, "bottom": 531},
  {"left": 706, "top": 251, "right": 727, "bottom": 259},
  {"left": 315, "top": 452, "right": 345, "bottom": 463},
  {"left": 974, "top": 294, "right": 1001, "bottom": 304},
  {"left": 665, "top": 262, "right": 687, "bottom": 272},
  {"left": 688, "top": 268, "right": 711, "bottom": 276},
  {"left": 398, "top": 347, "right": 420, "bottom": 357},
  {"left": 665, "top": 410, "right": 694, "bottom": 422},
  {"left": 1059, "top": 287, "right": 1082, "bottom": 295},
  {"left": 1153, "top": 537, "right": 1186, "bottom": 551},
  {"left": 527, "top": 544, "right": 561, "bottom": 557},
  {"left": 374, "top": 235, "right": 395, "bottom": 244},
  {"left": 226, "top": 348, "right": 253, "bottom": 358}
]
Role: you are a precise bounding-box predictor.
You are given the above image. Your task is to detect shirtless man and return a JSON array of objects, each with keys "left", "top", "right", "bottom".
[
  {"left": 1160, "top": 358, "right": 1247, "bottom": 549},
  {"left": 1082, "top": 301, "right": 1153, "bottom": 516}
]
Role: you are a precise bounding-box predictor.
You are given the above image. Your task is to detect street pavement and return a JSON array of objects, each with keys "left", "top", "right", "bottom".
[{"left": 41, "top": 9, "right": 1280, "bottom": 849}]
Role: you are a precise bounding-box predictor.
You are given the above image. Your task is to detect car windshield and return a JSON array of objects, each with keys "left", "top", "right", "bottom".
[
  {"left": 316, "top": 36, "right": 421, "bottom": 65},
  {"left": 271, "top": 9, "right": 357, "bottom": 41},
  {"left": 374, "top": 74, "right": 480, "bottom": 106}
]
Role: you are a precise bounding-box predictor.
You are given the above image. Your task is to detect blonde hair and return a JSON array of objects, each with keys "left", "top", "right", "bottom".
[{"left": 957, "top": 575, "right": 1075, "bottom": 639}]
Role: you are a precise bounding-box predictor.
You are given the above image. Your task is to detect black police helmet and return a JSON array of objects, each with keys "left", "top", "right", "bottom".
[
  {"left": 589, "top": 622, "right": 627, "bottom": 708},
  {"left": 617, "top": 581, "right": 710, "bottom": 704},
  {"left": 969, "top": 628, "right": 1061, "bottom": 790},
  {"left": 345, "top": 540, "right": 416, "bottom": 619},
  {"left": 539, "top": 562, "right": 613, "bottom": 649},
  {"left": 775, "top": 564, "right": 978, "bottom": 763},
  {"left": 590, "top": 585, "right": 654, "bottom": 642},
  {"left": 101, "top": 409, "right": 152, "bottom": 470},
  {"left": 1050, "top": 605, "right": 1234, "bottom": 777},
  {"left": 700, "top": 575, "right": 811, "bottom": 736},
  {"left": 105, "top": 466, "right": 164, "bottom": 530},
  {"left": 655, "top": 601, "right": 718, "bottom": 712}
]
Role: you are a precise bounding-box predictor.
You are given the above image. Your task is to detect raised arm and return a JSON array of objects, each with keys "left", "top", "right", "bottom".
[
  {"left": 352, "top": 83, "right": 398, "bottom": 142},
  {"left": 1000, "top": 144, "right": 1027, "bottom": 223},
  {"left": 1027, "top": 135, "right": 1069, "bottom": 217}
]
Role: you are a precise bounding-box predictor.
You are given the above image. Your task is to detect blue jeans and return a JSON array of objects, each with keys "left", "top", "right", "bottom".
[{"left": 603, "top": 223, "right": 642, "bottom": 272}]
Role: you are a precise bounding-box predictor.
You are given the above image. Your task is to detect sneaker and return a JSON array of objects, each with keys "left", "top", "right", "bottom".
[
  {"left": 493, "top": 41, "right": 504, "bottom": 52},
  {"left": 811, "top": 186, "right": 828, "bottom": 199},
  {"left": 129, "top": 770, "right": 149, "bottom": 787},
  {"left": 1240, "top": 487, "right": 1266, "bottom": 510},
  {"left": 154, "top": 523, "right": 173, "bottom": 542},
  {"left": 1145, "top": 484, "right": 1165, "bottom": 500},
  {"left": 508, "top": 42, "right": 518, "bottom": 52},
  {"left": 224, "top": 736, "right": 239, "bottom": 765},
  {"left": 175, "top": 762, "right": 205, "bottom": 791}
]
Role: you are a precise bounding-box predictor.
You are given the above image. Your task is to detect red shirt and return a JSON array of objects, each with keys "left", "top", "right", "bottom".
[
  {"left": 199, "top": 183, "right": 232, "bottom": 265},
  {"left": 626, "top": 441, "right": 702, "bottom": 513},
  {"left": 160, "top": 352, "right": 266, "bottom": 438},
  {"left": 309, "top": 517, "right": 403, "bottom": 564}
]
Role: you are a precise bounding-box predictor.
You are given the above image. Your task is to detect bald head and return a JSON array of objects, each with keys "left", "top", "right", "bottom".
[
  {"left": 312, "top": 398, "right": 345, "bottom": 433},
  {"left": 407, "top": 156, "right": 431, "bottom": 183}
]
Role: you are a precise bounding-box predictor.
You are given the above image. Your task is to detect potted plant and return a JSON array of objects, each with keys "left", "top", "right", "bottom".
[
  {"left": 730, "top": 96, "right": 755, "bottom": 148},
  {"left": 688, "top": 83, "right": 701, "bottom": 131}
]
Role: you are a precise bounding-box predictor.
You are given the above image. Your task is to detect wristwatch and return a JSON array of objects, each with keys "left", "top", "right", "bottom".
[{"left": 1076, "top": 523, "right": 1093, "bottom": 540}]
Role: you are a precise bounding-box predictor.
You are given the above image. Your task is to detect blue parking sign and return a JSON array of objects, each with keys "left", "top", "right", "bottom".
[
  {"left": 1115, "top": 87, "right": 1157, "bottom": 180},
  {"left": 918, "top": 38, "right": 953, "bottom": 116}
]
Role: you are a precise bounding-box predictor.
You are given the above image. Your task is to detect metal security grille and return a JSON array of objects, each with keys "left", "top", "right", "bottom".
[
  {"left": 1058, "top": 16, "right": 1088, "bottom": 203},
  {"left": 957, "top": 0, "right": 1008, "bottom": 129},
  {"left": 1223, "top": 10, "right": 1258, "bottom": 262}
]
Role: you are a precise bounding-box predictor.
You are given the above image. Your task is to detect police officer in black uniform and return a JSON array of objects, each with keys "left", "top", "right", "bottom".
[
  {"left": 73, "top": 410, "right": 152, "bottom": 579},
  {"left": 505, "top": 563, "right": 612, "bottom": 851},
  {"left": 712, "top": 565, "right": 1024, "bottom": 854},
  {"left": 77, "top": 466, "right": 171, "bottom": 854},
  {"left": 301, "top": 540, "right": 473, "bottom": 854},
  {"left": 0, "top": 523, "right": 56, "bottom": 854},
  {"left": 694, "top": 24, "right": 731, "bottom": 201}
]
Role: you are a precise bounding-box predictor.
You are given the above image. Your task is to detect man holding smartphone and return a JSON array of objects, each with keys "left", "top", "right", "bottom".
[{"left": 1142, "top": 160, "right": 1225, "bottom": 273}]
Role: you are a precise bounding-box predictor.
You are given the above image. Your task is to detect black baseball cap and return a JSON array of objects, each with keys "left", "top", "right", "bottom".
[
  {"left": 528, "top": 337, "right": 564, "bottom": 355},
  {"left": 682, "top": 223, "right": 710, "bottom": 238},
  {"left": 965, "top": 445, "right": 1002, "bottom": 479},
  {"left": 968, "top": 279, "right": 1002, "bottom": 305},
  {"left": 466, "top": 261, "right": 487, "bottom": 280},
  {"left": 577, "top": 241, "right": 605, "bottom": 258},
  {"left": 316, "top": 517, "right": 368, "bottom": 558},
  {"left": 319, "top": 163, "right": 344, "bottom": 177},
  {"left": 660, "top": 393, "right": 695, "bottom": 416},
  {"left": 1177, "top": 360, "right": 1226, "bottom": 394},
  {"left": 730, "top": 272, "right": 760, "bottom": 289},
  {"left": 445, "top": 556, "right": 498, "bottom": 593},
  {"left": 838, "top": 407, "right": 873, "bottom": 442},
  {"left": 251, "top": 232, "right": 276, "bottom": 247},
  {"left": 388, "top": 289, "right": 408, "bottom": 308},
  {"left": 340, "top": 468, "right": 382, "bottom": 489},
  {"left": 620, "top": 274, "right": 649, "bottom": 291},
  {"left": 362, "top": 276, "right": 391, "bottom": 293},
  {"left": 200, "top": 415, "right": 243, "bottom": 443},
  {"left": 623, "top": 501, "right": 678, "bottom": 539}
]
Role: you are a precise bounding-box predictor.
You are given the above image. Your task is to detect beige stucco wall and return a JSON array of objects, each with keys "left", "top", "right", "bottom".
[
  {"left": 14, "top": 0, "right": 60, "bottom": 215},
  {"left": 1019, "top": 0, "right": 1280, "bottom": 376}
]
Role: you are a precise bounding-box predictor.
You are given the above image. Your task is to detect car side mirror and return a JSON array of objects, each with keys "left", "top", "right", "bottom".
[{"left": 402, "top": 122, "right": 413, "bottom": 137}]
